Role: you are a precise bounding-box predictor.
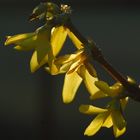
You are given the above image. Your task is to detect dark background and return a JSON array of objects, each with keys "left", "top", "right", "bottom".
[{"left": 0, "top": 0, "right": 140, "bottom": 140}]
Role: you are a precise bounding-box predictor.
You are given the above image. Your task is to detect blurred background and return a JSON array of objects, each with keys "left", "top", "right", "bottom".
[{"left": 0, "top": 0, "right": 140, "bottom": 140}]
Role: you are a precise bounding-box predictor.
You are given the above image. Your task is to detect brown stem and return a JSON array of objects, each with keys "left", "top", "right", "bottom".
[{"left": 66, "top": 20, "right": 140, "bottom": 102}]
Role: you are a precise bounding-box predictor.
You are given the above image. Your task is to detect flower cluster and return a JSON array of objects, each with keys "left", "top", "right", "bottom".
[
  {"left": 79, "top": 80, "right": 129, "bottom": 138},
  {"left": 5, "top": 2, "right": 137, "bottom": 138}
]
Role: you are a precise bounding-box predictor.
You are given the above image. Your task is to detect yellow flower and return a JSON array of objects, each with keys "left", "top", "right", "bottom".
[
  {"left": 53, "top": 49, "right": 99, "bottom": 103},
  {"left": 5, "top": 24, "right": 52, "bottom": 72},
  {"left": 90, "top": 76, "right": 135, "bottom": 100},
  {"left": 5, "top": 25, "right": 68, "bottom": 73},
  {"left": 5, "top": 1, "right": 84, "bottom": 74},
  {"left": 79, "top": 99, "right": 128, "bottom": 138},
  {"left": 90, "top": 81, "right": 124, "bottom": 100}
]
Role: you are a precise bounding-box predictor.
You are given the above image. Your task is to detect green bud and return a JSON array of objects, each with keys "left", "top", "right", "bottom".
[{"left": 29, "top": 2, "right": 61, "bottom": 21}]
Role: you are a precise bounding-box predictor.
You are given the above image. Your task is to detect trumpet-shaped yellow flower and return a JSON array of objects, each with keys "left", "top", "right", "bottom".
[
  {"left": 79, "top": 99, "right": 128, "bottom": 138},
  {"left": 45, "top": 28, "right": 84, "bottom": 74},
  {"left": 90, "top": 76, "right": 135, "bottom": 100},
  {"left": 53, "top": 49, "right": 99, "bottom": 103},
  {"left": 5, "top": 25, "right": 68, "bottom": 73},
  {"left": 5, "top": 24, "right": 52, "bottom": 72},
  {"left": 79, "top": 78, "right": 130, "bottom": 137},
  {"left": 90, "top": 81, "right": 124, "bottom": 100},
  {"left": 5, "top": 1, "right": 84, "bottom": 74},
  {"left": 48, "top": 26, "right": 68, "bottom": 74}
]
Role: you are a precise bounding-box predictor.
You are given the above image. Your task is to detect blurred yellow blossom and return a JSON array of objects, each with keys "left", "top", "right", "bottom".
[
  {"left": 79, "top": 99, "right": 128, "bottom": 138},
  {"left": 90, "top": 81, "right": 124, "bottom": 100},
  {"left": 53, "top": 49, "right": 99, "bottom": 103},
  {"left": 90, "top": 76, "right": 135, "bottom": 100},
  {"left": 5, "top": 25, "right": 68, "bottom": 73},
  {"left": 5, "top": 24, "right": 52, "bottom": 72}
]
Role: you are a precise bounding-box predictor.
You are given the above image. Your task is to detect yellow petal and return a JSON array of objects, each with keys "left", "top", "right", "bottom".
[
  {"left": 51, "top": 26, "right": 67, "bottom": 56},
  {"left": 120, "top": 97, "right": 129, "bottom": 110},
  {"left": 111, "top": 109, "right": 126, "bottom": 130},
  {"left": 84, "top": 113, "right": 108, "bottom": 136},
  {"left": 48, "top": 60, "right": 59, "bottom": 75},
  {"left": 54, "top": 54, "right": 74, "bottom": 65},
  {"left": 95, "top": 81, "right": 111, "bottom": 96},
  {"left": 14, "top": 25, "right": 52, "bottom": 51},
  {"left": 47, "top": 49, "right": 60, "bottom": 75},
  {"left": 14, "top": 45, "right": 35, "bottom": 51},
  {"left": 95, "top": 81, "right": 123, "bottom": 98},
  {"left": 90, "top": 91, "right": 108, "bottom": 100},
  {"left": 110, "top": 83, "right": 123, "bottom": 97},
  {"left": 79, "top": 105, "right": 107, "bottom": 115},
  {"left": 52, "top": 61, "right": 72, "bottom": 74},
  {"left": 58, "top": 62, "right": 72, "bottom": 73},
  {"left": 30, "top": 51, "right": 48, "bottom": 73},
  {"left": 35, "top": 42, "right": 51, "bottom": 63},
  {"left": 14, "top": 45, "right": 24, "bottom": 50},
  {"left": 78, "top": 65, "right": 99, "bottom": 96},
  {"left": 67, "top": 59, "right": 81, "bottom": 74},
  {"left": 54, "top": 50, "right": 84, "bottom": 74},
  {"left": 12, "top": 35, "right": 37, "bottom": 51},
  {"left": 102, "top": 114, "right": 113, "bottom": 128},
  {"left": 54, "top": 49, "right": 83, "bottom": 65},
  {"left": 62, "top": 71, "right": 82, "bottom": 103},
  {"left": 5, "top": 33, "right": 35, "bottom": 45},
  {"left": 45, "top": 62, "right": 70, "bottom": 75},
  {"left": 113, "top": 125, "right": 126, "bottom": 138},
  {"left": 67, "top": 29, "right": 83, "bottom": 49}
]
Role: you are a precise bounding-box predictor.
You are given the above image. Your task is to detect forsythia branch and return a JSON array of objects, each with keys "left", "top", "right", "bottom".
[
  {"left": 4, "top": 2, "right": 140, "bottom": 138},
  {"left": 65, "top": 20, "right": 140, "bottom": 102}
]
